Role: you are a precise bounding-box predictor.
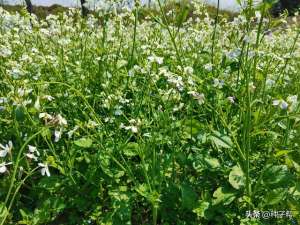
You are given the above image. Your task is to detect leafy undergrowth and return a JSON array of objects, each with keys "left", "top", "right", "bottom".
[{"left": 0, "top": 1, "right": 300, "bottom": 225}]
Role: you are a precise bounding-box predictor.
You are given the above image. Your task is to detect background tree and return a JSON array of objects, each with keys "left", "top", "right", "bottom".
[
  {"left": 24, "top": 0, "right": 33, "bottom": 14},
  {"left": 0, "top": 0, "right": 7, "bottom": 6},
  {"left": 80, "top": 0, "right": 89, "bottom": 17},
  {"left": 271, "top": 0, "right": 300, "bottom": 16}
]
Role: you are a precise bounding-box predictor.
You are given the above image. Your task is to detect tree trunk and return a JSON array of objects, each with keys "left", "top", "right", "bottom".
[
  {"left": 80, "top": 0, "right": 89, "bottom": 17},
  {"left": 24, "top": 0, "right": 33, "bottom": 14}
]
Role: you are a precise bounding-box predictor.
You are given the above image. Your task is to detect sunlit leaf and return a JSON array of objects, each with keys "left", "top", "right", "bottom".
[{"left": 74, "top": 137, "right": 93, "bottom": 148}]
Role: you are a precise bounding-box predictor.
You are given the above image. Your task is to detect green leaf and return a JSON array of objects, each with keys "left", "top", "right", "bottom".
[
  {"left": 210, "top": 131, "right": 233, "bottom": 149},
  {"left": 274, "top": 149, "right": 293, "bottom": 157},
  {"left": 193, "top": 201, "right": 210, "bottom": 218},
  {"left": 0, "top": 202, "right": 8, "bottom": 219},
  {"left": 37, "top": 175, "right": 63, "bottom": 193},
  {"left": 181, "top": 184, "right": 197, "bottom": 210},
  {"left": 135, "top": 183, "right": 149, "bottom": 199},
  {"left": 213, "top": 187, "right": 236, "bottom": 205},
  {"left": 41, "top": 128, "right": 51, "bottom": 139},
  {"left": 192, "top": 152, "right": 221, "bottom": 172},
  {"left": 264, "top": 188, "right": 287, "bottom": 205},
  {"left": 15, "top": 105, "right": 25, "bottom": 122},
  {"left": 183, "top": 119, "right": 203, "bottom": 137},
  {"left": 262, "top": 165, "right": 291, "bottom": 188},
  {"left": 204, "top": 157, "right": 220, "bottom": 169},
  {"left": 229, "top": 165, "right": 245, "bottom": 190},
  {"left": 123, "top": 142, "right": 139, "bottom": 157},
  {"left": 74, "top": 137, "right": 93, "bottom": 148}
]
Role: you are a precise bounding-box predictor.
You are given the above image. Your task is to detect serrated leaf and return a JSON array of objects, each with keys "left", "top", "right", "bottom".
[
  {"left": 210, "top": 131, "right": 233, "bottom": 149},
  {"left": 213, "top": 187, "right": 236, "bottom": 205},
  {"left": 262, "top": 165, "right": 291, "bottom": 188},
  {"left": 264, "top": 189, "right": 287, "bottom": 205},
  {"left": 229, "top": 165, "right": 245, "bottom": 190},
  {"left": 74, "top": 138, "right": 93, "bottom": 148}
]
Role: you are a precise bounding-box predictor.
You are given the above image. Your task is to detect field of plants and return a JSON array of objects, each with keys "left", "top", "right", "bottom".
[{"left": 0, "top": 1, "right": 300, "bottom": 224}]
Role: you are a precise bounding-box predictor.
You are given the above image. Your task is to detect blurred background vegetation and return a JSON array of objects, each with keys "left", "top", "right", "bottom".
[{"left": 0, "top": 0, "right": 299, "bottom": 20}]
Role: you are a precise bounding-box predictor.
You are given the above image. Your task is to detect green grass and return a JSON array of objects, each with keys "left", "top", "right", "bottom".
[{"left": 0, "top": 1, "right": 300, "bottom": 225}]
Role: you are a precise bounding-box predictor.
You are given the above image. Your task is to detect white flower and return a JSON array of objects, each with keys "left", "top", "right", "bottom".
[
  {"left": 0, "top": 141, "right": 13, "bottom": 158},
  {"left": 17, "top": 88, "right": 32, "bottom": 97},
  {"left": 255, "top": 11, "right": 261, "bottom": 19},
  {"left": 130, "top": 126, "right": 138, "bottom": 133},
  {"left": 249, "top": 82, "right": 256, "bottom": 92},
  {"left": 287, "top": 95, "right": 298, "bottom": 112},
  {"left": 243, "top": 35, "right": 250, "bottom": 43},
  {"left": 167, "top": 75, "right": 184, "bottom": 91},
  {"left": 22, "top": 99, "right": 32, "bottom": 106},
  {"left": 266, "top": 78, "right": 275, "bottom": 88},
  {"left": 188, "top": 91, "right": 205, "bottom": 105},
  {"left": 56, "top": 114, "right": 67, "bottom": 126},
  {"left": 128, "top": 69, "right": 135, "bottom": 77},
  {"left": 0, "top": 97, "right": 8, "bottom": 104},
  {"left": 120, "top": 119, "right": 140, "bottom": 133},
  {"left": 213, "top": 79, "right": 224, "bottom": 89},
  {"left": 184, "top": 66, "right": 194, "bottom": 75},
  {"left": 42, "top": 95, "right": 55, "bottom": 101},
  {"left": 39, "top": 112, "right": 53, "bottom": 120},
  {"left": 54, "top": 130, "right": 62, "bottom": 142},
  {"left": 287, "top": 95, "right": 298, "bottom": 105},
  {"left": 26, "top": 153, "right": 38, "bottom": 161},
  {"left": 25, "top": 145, "right": 40, "bottom": 161},
  {"left": 173, "top": 103, "right": 185, "bottom": 112},
  {"left": 28, "top": 145, "right": 40, "bottom": 156},
  {"left": 0, "top": 162, "right": 12, "bottom": 174},
  {"left": 87, "top": 120, "right": 99, "bottom": 128},
  {"left": 227, "top": 96, "right": 235, "bottom": 104},
  {"left": 148, "top": 55, "right": 164, "bottom": 65},
  {"left": 226, "top": 49, "right": 241, "bottom": 60},
  {"left": 0, "top": 46, "right": 12, "bottom": 58},
  {"left": 34, "top": 97, "right": 40, "bottom": 110},
  {"left": 67, "top": 125, "right": 79, "bottom": 139},
  {"left": 204, "top": 63, "right": 212, "bottom": 72},
  {"left": 38, "top": 163, "right": 50, "bottom": 176},
  {"left": 273, "top": 99, "right": 288, "bottom": 110}
]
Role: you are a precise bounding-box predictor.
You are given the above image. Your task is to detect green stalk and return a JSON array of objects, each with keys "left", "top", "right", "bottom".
[
  {"left": 211, "top": 0, "right": 220, "bottom": 76},
  {"left": 1, "top": 129, "right": 46, "bottom": 225},
  {"left": 244, "top": 67, "right": 251, "bottom": 199},
  {"left": 242, "top": 0, "right": 254, "bottom": 204},
  {"left": 156, "top": 0, "right": 183, "bottom": 69},
  {"left": 1, "top": 167, "right": 39, "bottom": 225},
  {"left": 153, "top": 205, "right": 158, "bottom": 225},
  {"left": 129, "top": 1, "right": 139, "bottom": 68}
]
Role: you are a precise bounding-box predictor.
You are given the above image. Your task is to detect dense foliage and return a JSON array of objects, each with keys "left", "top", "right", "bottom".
[
  {"left": 0, "top": 1, "right": 300, "bottom": 224},
  {"left": 271, "top": 0, "right": 300, "bottom": 16}
]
